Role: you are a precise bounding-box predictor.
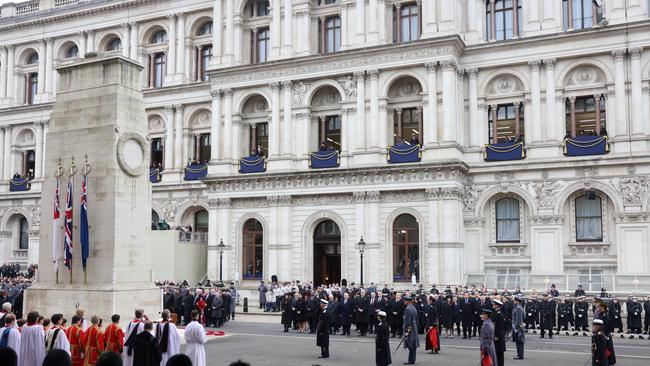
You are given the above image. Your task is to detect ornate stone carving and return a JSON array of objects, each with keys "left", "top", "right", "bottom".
[
  {"left": 464, "top": 216, "right": 486, "bottom": 227},
  {"left": 292, "top": 81, "right": 307, "bottom": 104},
  {"left": 488, "top": 74, "right": 523, "bottom": 95},
  {"left": 365, "top": 190, "right": 380, "bottom": 202},
  {"left": 530, "top": 180, "right": 563, "bottom": 208},
  {"left": 488, "top": 242, "right": 526, "bottom": 257},
  {"left": 148, "top": 116, "right": 164, "bottom": 131},
  {"left": 387, "top": 78, "right": 422, "bottom": 99},
  {"left": 312, "top": 86, "right": 341, "bottom": 107},
  {"left": 613, "top": 212, "right": 650, "bottom": 223},
  {"left": 529, "top": 215, "right": 565, "bottom": 225},
  {"left": 528, "top": 60, "right": 541, "bottom": 72},
  {"left": 31, "top": 204, "right": 41, "bottom": 227},
  {"left": 543, "top": 58, "right": 556, "bottom": 70},
  {"left": 353, "top": 191, "right": 366, "bottom": 202},
  {"left": 116, "top": 132, "right": 148, "bottom": 177},
  {"left": 613, "top": 176, "right": 650, "bottom": 206},
  {"left": 568, "top": 242, "right": 610, "bottom": 256},
  {"left": 566, "top": 66, "right": 606, "bottom": 87},
  {"left": 462, "top": 184, "right": 486, "bottom": 211},
  {"left": 611, "top": 49, "right": 626, "bottom": 62}
]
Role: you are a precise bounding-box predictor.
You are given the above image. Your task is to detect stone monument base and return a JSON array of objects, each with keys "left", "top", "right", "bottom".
[{"left": 25, "top": 283, "right": 160, "bottom": 321}]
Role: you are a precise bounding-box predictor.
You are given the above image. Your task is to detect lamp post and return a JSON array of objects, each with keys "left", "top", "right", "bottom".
[
  {"left": 218, "top": 239, "right": 225, "bottom": 284},
  {"left": 358, "top": 236, "right": 366, "bottom": 288}
]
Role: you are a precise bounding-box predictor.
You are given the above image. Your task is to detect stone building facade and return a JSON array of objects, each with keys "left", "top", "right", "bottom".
[{"left": 1, "top": 0, "right": 650, "bottom": 292}]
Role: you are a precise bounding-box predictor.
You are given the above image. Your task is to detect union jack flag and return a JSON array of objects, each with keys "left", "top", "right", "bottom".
[
  {"left": 52, "top": 177, "right": 62, "bottom": 270},
  {"left": 64, "top": 176, "right": 73, "bottom": 270}
]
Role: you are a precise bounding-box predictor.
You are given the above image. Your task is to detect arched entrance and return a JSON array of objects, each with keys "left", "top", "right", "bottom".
[{"left": 313, "top": 220, "right": 341, "bottom": 286}]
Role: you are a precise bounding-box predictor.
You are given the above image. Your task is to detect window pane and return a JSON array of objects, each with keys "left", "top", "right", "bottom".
[
  {"left": 496, "top": 198, "right": 520, "bottom": 242},
  {"left": 576, "top": 195, "right": 603, "bottom": 241}
]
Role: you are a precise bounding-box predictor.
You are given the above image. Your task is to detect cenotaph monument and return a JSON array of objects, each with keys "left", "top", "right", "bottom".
[{"left": 25, "top": 55, "right": 160, "bottom": 320}]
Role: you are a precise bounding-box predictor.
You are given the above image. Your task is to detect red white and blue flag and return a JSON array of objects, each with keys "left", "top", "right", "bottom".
[
  {"left": 64, "top": 176, "right": 73, "bottom": 270},
  {"left": 80, "top": 175, "right": 89, "bottom": 269},
  {"left": 52, "top": 177, "right": 62, "bottom": 271}
]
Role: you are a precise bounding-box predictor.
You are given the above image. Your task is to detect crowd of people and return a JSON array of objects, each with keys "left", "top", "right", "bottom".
[
  {"left": 156, "top": 281, "right": 237, "bottom": 328},
  {"left": 1, "top": 263, "right": 37, "bottom": 279}
]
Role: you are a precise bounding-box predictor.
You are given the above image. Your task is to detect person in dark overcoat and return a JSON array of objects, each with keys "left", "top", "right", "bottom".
[
  {"left": 492, "top": 300, "right": 506, "bottom": 366},
  {"left": 375, "top": 311, "right": 391, "bottom": 366},
  {"left": 316, "top": 299, "right": 330, "bottom": 358},
  {"left": 442, "top": 296, "right": 456, "bottom": 338},
  {"left": 627, "top": 297, "right": 643, "bottom": 334},
  {"left": 402, "top": 295, "right": 420, "bottom": 365},
  {"left": 281, "top": 294, "right": 292, "bottom": 332},
  {"left": 339, "top": 292, "right": 354, "bottom": 335}
]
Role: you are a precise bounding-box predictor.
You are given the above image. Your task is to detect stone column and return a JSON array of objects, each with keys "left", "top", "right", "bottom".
[
  {"left": 490, "top": 105, "right": 498, "bottom": 142},
  {"left": 223, "top": 89, "right": 233, "bottom": 159},
  {"left": 353, "top": 191, "right": 366, "bottom": 283},
  {"left": 270, "top": 82, "right": 281, "bottom": 156},
  {"left": 341, "top": 108, "right": 349, "bottom": 153},
  {"left": 86, "top": 31, "right": 95, "bottom": 53},
  {"left": 34, "top": 121, "right": 43, "bottom": 178},
  {"left": 630, "top": 47, "right": 643, "bottom": 135},
  {"left": 3, "top": 126, "right": 11, "bottom": 180},
  {"left": 424, "top": 62, "right": 438, "bottom": 146},
  {"left": 267, "top": 196, "right": 280, "bottom": 279},
  {"left": 206, "top": 204, "right": 219, "bottom": 280},
  {"left": 0, "top": 128, "right": 5, "bottom": 179},
  {"left": 281, "top": 81, "right": 293, "bottom": 155},
  {"left": 365, "top": 191, "right": 380, "bottom": 282},
  {"left": 6, "top": 46, "right": 14, "bottom": 102},
  {"left": 174, "top": 104, "right": 184, "bottom": 169},
  {"left": 167, "top": 14, "right": 177, "bottom": 79},
  {"left": 569, "top": 96, "right": 577, "bottom": 138},
  {"left": 282, "top": 0, "right": 293, "bottom": 57},
  {"left": 215, "top": 198, "right": 232, "bottom": 281},
  {"left": 37, "top": 39, "right": 46, "bottom": 96},
  {"left": 367, "top": 0, "right": 378, "bottom": 44},
  {"left": 211, "top": 90, "right": 222, "bottom": 161},
  {"left": 421, "top": 0, "right": 437, "bottom": 38},
  {"left": 0, "top": 47, "right": 7, "bottom": 100},
  {"left": 77, "top": 32, "right": 87, "bottom": 58},
  {"left": 355, "top": 0, "right": 365, "bottom": 44},
  {"left": 368, "top": 69, "right": 380, "bottom": 149},
  {"left": 271, "top": 0, "right": 282, "bottom": 59},
  {"left": 467, "top": 68, "right": 479, "bottom": 147},
  {"left": 129, "top": 22, "right": 139, "bottom": 60},
  {"left": 212, "top": 0, "right": 223, "bottom": 64},
  {"left": 164, "top": 106, "right": 174, "bottom": 170},
  {"left": 340, "top": 4, "right": 349, "bottom": 50},
  {"left": 612, "top": 49, "right": 627, "bottom": 137},
  {"left": 488, "top": 0, "right": 496, "bottom": 41},
  {"left": 529, "top": 60, "right": 542, "bottom": 143},
  {"left": 425, "top": 188, "right": 441, "bottom": 284},
  {"left": 176, "top": 12, "right": 186, "bottom": 80},
  {"left": 121, "top": 23, "right": 130, "bottom": 58},
  {"left": 355, "top": 71, "right": 366, "bottom": 150},
  {"left": 441, "top": 60, "right": 458, "bottom": 142},
  {"left": 439, "top": 187, "right": 464, "bottom": 284},
  {"left": 466, "top": 0, "right": 477, "bottom": 39},
  {"left": 543, "top": 58, "right": 556, "bottom": 141},
  {"left": 477, "top": 101, "right": 487, "bottom": 146}
]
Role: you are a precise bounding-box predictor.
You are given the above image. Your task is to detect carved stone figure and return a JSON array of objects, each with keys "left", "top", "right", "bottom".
[
  {"left": 342, "top": 75, "right": 357, "bottom": 99},
  {"left": 530, "top": 181, "right": 561, "bottom": 208},
  {"left": 615, "top": 176, "right": 649, "bottom": 206},
  {"left": 293, "top": 81, "right": 307, "bottom": 104}
]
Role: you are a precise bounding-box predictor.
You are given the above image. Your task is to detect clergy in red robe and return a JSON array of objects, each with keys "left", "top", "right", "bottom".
[
  {"left": 83, "top": 316, "right": 105, "bottom": 366},
  {"left": 104, "top": 314, "right": 124, "bottom": 354},
  {"left": 66, "top": 316, "right": 85, "bottom": 366}
]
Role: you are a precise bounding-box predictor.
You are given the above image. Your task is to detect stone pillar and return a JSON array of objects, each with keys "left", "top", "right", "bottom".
[
  {"left": 612, "top": 49, "right": 627, "bottom": 137},
  {"left": 6, "top": 46, "right": 14, "bottom": 102},
  {"left": 77, "top": 32, "right": 86, "bottom": 59},
  {"left": 176, "top": 12, "right": 186, "bottom": 80},
  {"left": 281, "top": 81, "right": 292, "bottom": 155},
  {"left": 223, "top": 89, "right": 234, "bottom": 159},
  {"left": 421, "top": 0, "right": 437, "bottom": 38},
  {"left": 271, "top": 0, "right": 282, "bottom": 59},
  {"left": 0, "top": 46, "right": 7, "bottom": 100},
  {"left": 424, "top": 62, "right": 438, "bottom": 146},
  {"left": 367, "top": 0, "right": 378, "bottom": 44},
  {"left": 425, "top": 188, "right": 440, "bottom": 284},
  {"left": 528, "top": 60, "right": 542, "bottom": 142},
  {"left": 3, "top": 126, "right": 11, "bottom": 179},
  {"left": 543, "top": 58, "right": 556, "bottom": 141},
  {"left": 206, "top": 204, "right": 219, "bottom": 280},
  {"left": 282, "top": 0, "right": 293, "bottom": 57},
  {"left": 630, "top": 47, "right": 643, "bottom": 135},
  {"left": 269, "top": 82, "right": 281, "bottom": 156},
  {"left": 466, "top": 0, "right": 478, "bottom": 40},
  {"left": 86, "top": 31, "right": 95, "bottom": 53},
  {"left": 174, "top": 104, "right": 184, "bottom": 169},
  {"left": 467, "top": 68, "right": 479, "bottom": 147},
  {"left": 212, "top": 0, "right": 223, "bottom": 64},
  {"left": 129, "top": 22, "right": 139, "bottom": 60},
  {"left": 267, "top": 196, "right": 279, "bottom": 280},
  {"left": 215, "top": 198, "right": 232, "bottom": 281},
  {"left": 440, "top": 187, "right": 464, "bottom": 284},
  {"left": 34, "top": 121, "right": 43, "bottom": 178},
  {"left": 167, "top": 14, "right": 177, "bottom": 81},
  {"left": 353, "top": 191, "right": 366, "bottom": 284},
  {"left": 355, "top": 71, "right": 366, "bottom": 150},
  {"left": 121, "top": 23, "right": 130, "bottom": 58},
  {"left": 441, "top": 60, "right": 458, "bottom": 142},
  {"left": 365, "top": 191, "right": 380, "bottom": 282},
  {"left": 355, "top": 0, "right": 365, "bottom": 44},
  {"left": 341, "top": 108, "right": 350, "bottom": 153},
  {"left": 210, "top": 90, "right": 222, "bottom": 161},
  {"left": 477, "top": 101, "right": 487, "bottom": 146},
  {"left": 525, "top": 0, "right": 540, "bottom": 32},
  {"left": 439, "top": 0, "right": 457, "bottom": 33},
  {"left": 36, "top": 39, "right": 46, "bottom": 96},
  {"left": 368, "top": 69, "right": 380, "bottom": 149},
  {"left": 163, "top": 106, "right": 174, "bottom": 170},
  {"left": 0, "top": 128, "right": 4, "bottom": 179}
]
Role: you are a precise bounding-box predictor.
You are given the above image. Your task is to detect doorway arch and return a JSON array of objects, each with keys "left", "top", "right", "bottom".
[{"left": 313, "top": 220, "right": 341, "bottom": 286}]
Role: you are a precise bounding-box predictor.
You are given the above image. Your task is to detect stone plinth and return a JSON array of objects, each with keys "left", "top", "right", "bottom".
[{"left": 25, "top": 55, "right": 160, "bottom": 320}]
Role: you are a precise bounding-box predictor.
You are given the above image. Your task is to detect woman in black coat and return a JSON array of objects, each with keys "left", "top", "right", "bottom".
[
  {"left": 442, "top": 297, "right": 456, "bottom": 338},
  {"left": 296, "top": 293, "right": 308, "bottom": 332},
  {"left": 281, "top": 295, "right": 292, "bottom": 332}
]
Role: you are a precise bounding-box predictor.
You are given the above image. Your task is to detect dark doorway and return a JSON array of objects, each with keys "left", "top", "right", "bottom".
[{"left": 313, "top": 220, "right": 341, "bottom": 286}]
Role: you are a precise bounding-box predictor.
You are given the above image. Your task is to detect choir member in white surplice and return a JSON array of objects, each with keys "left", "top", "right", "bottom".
[
  {"left": 184, "top": 310, "right": 207, "bottom": 366},
  {"left": 156, "top": 309, "right": 180, "bottom": 366},
  {"left": 123, "top": 309, "right": 148, "bottom": 366},
  {"left": 45, "top": 313, "right": 70, "bottom": 355},
  {"left": 19, "top": 311, "right": 46, "bottom": 366},
  {"left": 0, "top": 314, "right": 21, "bottom": 364}
]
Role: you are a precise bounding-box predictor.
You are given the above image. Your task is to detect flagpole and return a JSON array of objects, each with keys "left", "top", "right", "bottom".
[
  {"left": 81, "top": 155, "right": 92, "bottom": 285},
  {"left": 68, "top": 157, "right": 77, "bottom": 285},
  {"left": 54, "top": 160, "right": 64, "bottom": 285}
]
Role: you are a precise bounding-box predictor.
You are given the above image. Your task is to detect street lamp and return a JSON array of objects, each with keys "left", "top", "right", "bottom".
[
  {"left": 218, "top": 239, "right": 225, "bottom": 284},
  {"left": 358, "top": 236, "right": 366, "bottom": 288}
]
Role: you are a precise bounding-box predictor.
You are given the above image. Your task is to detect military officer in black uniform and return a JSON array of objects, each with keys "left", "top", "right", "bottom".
[
  {"left": 375, "top": 311, "right": 391, "bottom": 366},
  {"left": 492, "top": 299, "right": 506, "bottom": 366},
  {"left": 317, "top": 299, "right": 330, "bottom": 358}
]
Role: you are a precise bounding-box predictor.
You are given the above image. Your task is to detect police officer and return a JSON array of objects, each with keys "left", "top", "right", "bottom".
[{"left": 512, "top": 295, "right": 525, "bottom": 360}]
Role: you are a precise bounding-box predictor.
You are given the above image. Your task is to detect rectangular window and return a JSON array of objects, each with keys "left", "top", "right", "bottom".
[
  {"left": 150, "top": 138, "right": 164, "bottom": 169},
  {"left": 256, "top": 28, "right": 270, "bottom": 63},
  {"left": 566, "top": 95, "right": 607, "bottom": 137},
  {"left": 320, "top": 16, "right": 341, "bottom": 53},
  {"left": 26, "top": 73, "right": 38, "bottom": 105},
  {"left": 575, "top": 195, "right": 603, "bottom": 242},
  {"left": 153, "top": 53, "right": 165, "bottom": 88},
  {"left": 564, "top": 0, "right": 601, "bottom": 30},
  {"left": 201, "top": 46, "right": 212, "bottom": 81},
  {"left": 496, "top": 198, "right": 520, "bottom": 242},
  {"left": 250, "top": 123, "right": 269, "bottom": 156},
  {"left": 318, "top": 115, "right": 342, "bottom": 151},
  {"left": 488, "top": 104, "right": 524, "bottom": 144},
  {"left": 487, "top": 0, "right": 522, "bottom": 41},
  {"left": 394, "top": 3, "right": 420, "bottom": 43},
  {"left": 198, "top": 133, "right": 211, "bottom": 163}
]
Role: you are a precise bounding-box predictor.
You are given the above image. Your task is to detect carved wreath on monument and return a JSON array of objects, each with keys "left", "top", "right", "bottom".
[{"left": 116, "top": 132, "right": 148, "bottom": 177}]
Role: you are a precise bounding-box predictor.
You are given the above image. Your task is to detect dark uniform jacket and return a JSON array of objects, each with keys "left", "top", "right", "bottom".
[
  {"left": 375, "top": 321, "right": 391, "bottom": 366},
  {"left": 316, "top": 308, "right": 330, "bottom": 347},
  {"left": 492, "top": 309, "right": 506, "bottom": 353}
]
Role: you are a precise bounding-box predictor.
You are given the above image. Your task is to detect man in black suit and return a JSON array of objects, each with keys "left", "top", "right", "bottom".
[{"left": 133, "top": 321, "right": 162, "bottom": 366}]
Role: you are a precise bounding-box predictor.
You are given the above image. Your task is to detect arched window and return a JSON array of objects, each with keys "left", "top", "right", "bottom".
[
  {"left": 488, "top": 103, "right": 524, "bottom": 143},
  {"left": 495, "top": 198, "right": 520, "bottom": 242},
  {"left": 194, "top": 210, "right": 208, "bottom": 232},
  {"left": 393, "top": 2, "right": 420, "bottom": 43},
  {"left": 486, "top": 0, "right": 522, "bottom": 41},
  {"left": 575, "top": 194, "right": 602, "bottom": 241},
  {"left": 247, "top": 0, "right": 270, "bottom": 17},
  {"left": 66, "top": 45, "right": 79, "bottom": 58},
  {"left": 107, "top": 37, "right": 122, "bottom": 51},
  {"left": 393, "top": 214, "right": 419, "bottom": 282},
  {"left": 19, "top": 217, "right": 29, "bottom": 250},
  {"left": 243, "top": 219, "right": 263, "bottom": 280},
  {"left": 197, "top": 21, "right": 213, "bottom": 36},
  {"left": 393, "top": 108, "right": 421, "bottom": 145},
  {"left": 150, "top": 30, "right": 168, "bottom": 44},
  {"left": 563, "top": 0, "right": 603, "bottom": 30},
  {"left": 150, "top": 52, "right": 166, "bottom": 88},
  {"left": 27, "top": 52, "right": 39, "bottom": 65},
  {"left": 565, "top": 95, "right": 606, "bottom": 138}
]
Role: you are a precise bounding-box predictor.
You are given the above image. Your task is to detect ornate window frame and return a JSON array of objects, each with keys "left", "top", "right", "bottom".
[{"left": 489, "top": 194, "right": 527, "bottom": 256}]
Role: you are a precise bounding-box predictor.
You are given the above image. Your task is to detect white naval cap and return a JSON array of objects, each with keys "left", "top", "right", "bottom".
[{"left": 377, "top": 311, "right": 387, "bottom": 317}]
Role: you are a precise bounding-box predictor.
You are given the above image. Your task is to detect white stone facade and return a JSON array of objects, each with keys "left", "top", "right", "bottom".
[{"left": 2, "top": 0, "right": 650, "bottom": 291}]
